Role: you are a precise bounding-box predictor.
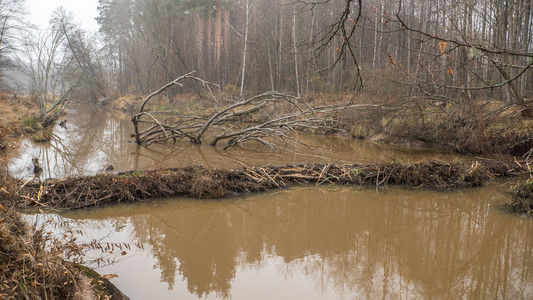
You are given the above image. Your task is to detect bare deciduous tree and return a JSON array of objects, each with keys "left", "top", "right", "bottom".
[{"left": 23, "top": 9, "right": 102, "bottom": 126}]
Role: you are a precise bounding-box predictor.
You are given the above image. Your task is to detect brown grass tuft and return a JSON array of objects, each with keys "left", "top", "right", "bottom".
[{"left": 0, "top": 206, "right": 80, "bottom": 298}]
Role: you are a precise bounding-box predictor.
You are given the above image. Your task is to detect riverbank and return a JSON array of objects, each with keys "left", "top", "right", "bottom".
[
  {"left": 102, "top": 92, "right": 533, "bottom": 157},
  {"left": 1, "top": 97, "right": 129, "bottom": 299},
  {"left": 0, "top": 94, "right": 57, "bottom": 151},
  {"left": 5, "top": 160, "right": 530, "bottom": 211},
  {"left": 0, "top": 200, "right": 129, "bottom": 299}
]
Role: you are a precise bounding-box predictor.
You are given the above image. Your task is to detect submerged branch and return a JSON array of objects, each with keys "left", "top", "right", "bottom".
[{"left": 132, "top": 73, "right": 386, "bottom": 149}]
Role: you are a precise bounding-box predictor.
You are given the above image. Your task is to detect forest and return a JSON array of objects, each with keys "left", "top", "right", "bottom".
[
  {"left": 91, "top": 0, "right": 533, "bottom": 105},
  {"left": 0, "top": 0, "right": 529, "bottom": 154},
  {"left": 0, "top": 0, "right": 533, "bottom": 298}
]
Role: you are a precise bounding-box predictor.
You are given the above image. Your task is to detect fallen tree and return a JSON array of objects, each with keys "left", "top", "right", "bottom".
[
  {"left": 7, "top": 160, "right": 531, "bottom": 211},
  {"left": 131, "top": 72, "right": 383, "bottom": 148}
]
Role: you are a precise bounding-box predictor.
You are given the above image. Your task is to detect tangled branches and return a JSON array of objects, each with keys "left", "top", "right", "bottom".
[
  {"left": 10, "top": 160, "right": 531, "bottom": 210},
  {"left": 132, "top": 72, "right": 350, "bottom": 148}
]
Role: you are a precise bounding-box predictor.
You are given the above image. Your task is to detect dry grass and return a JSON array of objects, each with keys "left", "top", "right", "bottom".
[
  {"left": 0, "top": 172, "right": 130, "bottom": 299},
  {"left": 0, "top": 93, "right": 47, "bottom": 150},
  {"left": 334, "top": 91, "right": 533, "bottom": 155},
  {"left": 0, "top": 94, "right": 36, "bottom": 125},
  {"left": 0, "top": 185, "right": 80, "bottom": 298},
  {"left": 1, "top": 136, "right": 78, "bottom": 298},
  {"left": 0, "top": 94, "right": 38, "bottom": 131},
  {"left": 0, "top": 94, "right": 128, "bottom": 299}
]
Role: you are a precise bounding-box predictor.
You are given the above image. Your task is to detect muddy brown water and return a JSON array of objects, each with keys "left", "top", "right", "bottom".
[
  {"left": 32, "top": 185, "right": 532, "bottom": 299},
  {"left": 9, "top": 105, "right": 460, "bottom": 179},
  {"left": 12, "top": 105, "right": 533, "bottom": 299}
]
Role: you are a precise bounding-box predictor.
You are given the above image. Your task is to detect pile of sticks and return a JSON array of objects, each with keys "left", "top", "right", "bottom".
[{"left": 8, "top": 159, "right": 529, "bottom": 210}]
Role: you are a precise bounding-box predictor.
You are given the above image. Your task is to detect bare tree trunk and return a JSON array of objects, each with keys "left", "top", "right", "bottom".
[
  {"left": 267, "top": 39, "right": 275, "bottom": 91},
  {"left": 206, "top": 5, "right": 213, "bottom": 80},
  {"left": 372, "top": 14, "right": 377, "bottom": 68},
  {"left": 359, "top": 15, "right": 364, "bottom": 66},
  {"left": 292, "top": 8, "right": 301, "bottom": 97},
  {"left": 195, "top": 11, "right": 205, "bottom": 76},
  {"left": 223, "top": 6, "right": 230, "bottom": 86},
  {"left": 214, "top": 0, "right": 222, "bottom": 84},
  {"left": 520, "top": 0, "right": 531, "bottom": 95},
  {"left": 278, "top": 6, "right": 283, "bottom": 90},
  {"left": 305, "top": 11, "right": 315, "bottom": 95},
  {"left": 377, "top": 0, "right": 384, "bottom": 67},
  {"left": 240, "top": 0, "right": 250, "bottom": 97}
]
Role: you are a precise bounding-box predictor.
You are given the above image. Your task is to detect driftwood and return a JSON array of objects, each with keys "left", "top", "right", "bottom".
[
  {"left": 8, "top": 160, "right": 531, "bottom": 210},
  {"left": 131, "top": 72, "right": 382, "bottom": 148}
]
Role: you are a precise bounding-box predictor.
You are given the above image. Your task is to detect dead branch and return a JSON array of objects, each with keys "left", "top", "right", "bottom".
[
  {"left": 132, "top": 71, "right": 219, "bottom": 144},
  {"left": 132, "top": 73, "right": 394, "bottom": 149}
]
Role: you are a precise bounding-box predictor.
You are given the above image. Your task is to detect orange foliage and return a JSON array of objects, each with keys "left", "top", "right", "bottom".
[{"left": 439, "top": 41, "right": 448, "bottom": 54}]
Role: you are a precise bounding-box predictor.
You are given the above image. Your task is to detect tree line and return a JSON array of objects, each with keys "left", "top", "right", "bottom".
[
  {"left": 94, "top": 0, "right": 532, "bottom": 105},
  {"left": 0, "top": 0, "right": 531, "bottom": 113}
]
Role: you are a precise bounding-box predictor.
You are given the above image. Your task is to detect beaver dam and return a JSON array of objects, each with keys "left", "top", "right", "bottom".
[
  {"left": 9, "top": 160, "right": 531, "bottom": 211},
  {"left": 5, "top": 105, "right": 533, "bottom": 299},
  {"left": 510, "top": 178, "right": 533, "bottom": 214}
]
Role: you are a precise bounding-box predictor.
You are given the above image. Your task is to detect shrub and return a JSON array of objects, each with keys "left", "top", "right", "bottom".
[{"left": 22, "top": 116, "right": 40, "bottom": 131}]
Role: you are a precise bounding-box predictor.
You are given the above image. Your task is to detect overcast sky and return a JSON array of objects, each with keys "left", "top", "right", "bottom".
[{"left": 25, "top": 0, "right": 100, "bottom": 31}]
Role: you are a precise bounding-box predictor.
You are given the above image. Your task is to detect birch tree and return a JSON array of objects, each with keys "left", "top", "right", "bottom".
[{"left": 239, "top": 0, "right": 250, "bottom": 96}]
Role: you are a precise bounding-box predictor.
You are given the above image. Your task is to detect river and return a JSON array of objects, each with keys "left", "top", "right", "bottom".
[
  {"left": 9, "top": 105, "right": 460, "bottom": 179},
  {"left": 11, "top": 105, "right": 533, "bottom": 299}
]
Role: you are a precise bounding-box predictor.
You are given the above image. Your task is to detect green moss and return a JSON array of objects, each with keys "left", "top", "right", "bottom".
[
  {"left": 131, "top": 170, "right": 145, "bottom": 177},
  {"left": 77, "top": 265, "right": 100, "bottom": 279},
  {"left": 31, "top": 127, "right": 53, "bottom": 143},
  {"left": 21, "top": 116, "right": 41, "bottom": 133},
  {"left": 351, "top": 168, "right": 362, "bottom": 176},
  {"left": 76, "top": 264, "right": 127, "bottom": 299},
  {"left": 149, "top": 105, "right": 172, "bottom": 112}
]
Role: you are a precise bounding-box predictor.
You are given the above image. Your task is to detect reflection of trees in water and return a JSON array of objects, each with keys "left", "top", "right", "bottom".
[
  {"left": 270, "top": 188, "right": 533, "bottom": 299},
  {"left": 77, "top": 186, "right": 533, "bottom": 298},
  {"left": 125, "top": 205, "right": 236, "bottom": 297},
  {"left": 53, "top": 108, "right": 133, "bottom": 176},
  {"left": 9, "top": 108, "right": 134, "bottom": 178},
  {"left": 38, "top": 135, "right": 79, "bottom": 178},
  {"left": 126, "top": 129, "right": 463, "bottom": 170},
  {"left": 10, "top": 106, "right": 461, "bottom": 179}
]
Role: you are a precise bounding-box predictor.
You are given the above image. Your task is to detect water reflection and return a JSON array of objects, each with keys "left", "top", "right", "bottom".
[
  {"left": 57, "top": 184, "right": 533, "bottom": 299},
  {"left": 9, "top": 105, "right": 460, "bottom": 179}
]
